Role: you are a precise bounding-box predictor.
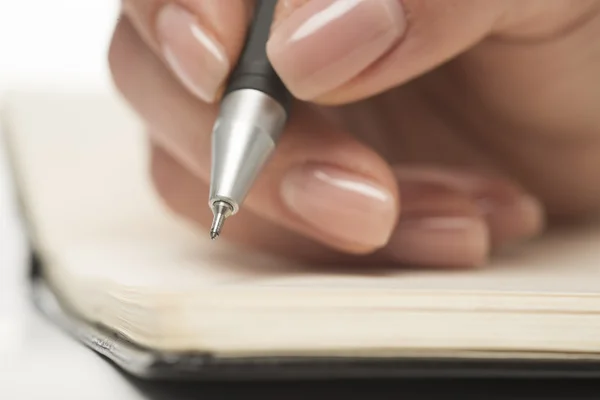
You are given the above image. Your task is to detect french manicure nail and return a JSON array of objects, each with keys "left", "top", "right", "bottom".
[
  {"left": 267, "top": 0, "right": 406, "bottom": 99},
  {"left": 387, "top": 181, "right": 490, "bottom": 268},
  {"left": 156, "top": 3, "right": 229, "bottom": 103},
  {"left": 281, "top": 164, "right": 397, "bottom": 248}
]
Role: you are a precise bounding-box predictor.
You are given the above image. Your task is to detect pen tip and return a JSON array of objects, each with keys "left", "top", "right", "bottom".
[{"left": 209, "top": 200, "right": 234, "bottom": 241}]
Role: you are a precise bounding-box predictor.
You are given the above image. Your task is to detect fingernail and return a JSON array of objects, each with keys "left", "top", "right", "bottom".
[
  {"left": 387, "top": 182, "right": 490, "bottom": 268},
  {"left": 281, "top": 164, "right": 397, "bottom": 249},
  {"left": 267, "top": 0, "right": 406, "bottom": 99},
  {"left": 394, "top": 168, "right": 545, "bottom": 246},
  {"left": 475, "top": 190, "right": 545, "bottom": 246},
  {"left": 156, "top": 3, "right": 229, "bottom": 103}
]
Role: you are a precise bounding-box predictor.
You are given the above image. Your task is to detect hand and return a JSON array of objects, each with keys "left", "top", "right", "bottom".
[{"left": 109, "top": 0, "right": 600, "bottom": 268}]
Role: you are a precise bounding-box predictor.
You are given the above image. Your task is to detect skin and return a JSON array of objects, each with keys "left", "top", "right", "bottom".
[{"left": 109, "top": 0, "right": 600, "bottom": 268}]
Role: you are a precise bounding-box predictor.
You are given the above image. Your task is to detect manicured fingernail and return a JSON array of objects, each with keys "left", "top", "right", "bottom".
[
  {"left": 281, "top": 164, "right": 397, "bottom": 248},
  {"left": 267, "top": 0, "right": 406, "bottom": 99},
  {"left": 156, "top": 3, "right": 229, "bottom": 103},
  {"left": 387, "top": 182, "right": 489, "bottom": 268},
  {"left": 394, "top": 168, "right": 545, "bottom": 246},
  {"left": 475, "top": 190, "right": 545, "bottom": 246}
]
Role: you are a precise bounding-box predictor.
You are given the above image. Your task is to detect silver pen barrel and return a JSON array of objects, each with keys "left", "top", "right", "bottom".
[
  {"left": 207, "top": 0, "right": 290, "bottom": 239},
  {"left": 208, "top": 89, "right": 288, "bottom": 239},
  {"left": 207, "top": 0, "right": 291, "bottom": 239}
]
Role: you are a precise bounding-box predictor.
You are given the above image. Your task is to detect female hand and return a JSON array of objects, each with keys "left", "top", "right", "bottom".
[{"left": 109, "top": 0, "right": 600, "bottom": 268}]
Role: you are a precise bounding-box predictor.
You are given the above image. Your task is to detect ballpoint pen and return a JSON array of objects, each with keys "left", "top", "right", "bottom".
[{"left": 208, "top": 0, "right": 291, "bottom": 240}]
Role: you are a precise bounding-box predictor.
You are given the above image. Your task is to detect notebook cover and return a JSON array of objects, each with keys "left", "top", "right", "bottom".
[{"left": 119, "top": 376, "right": 600, "bottom": 400}]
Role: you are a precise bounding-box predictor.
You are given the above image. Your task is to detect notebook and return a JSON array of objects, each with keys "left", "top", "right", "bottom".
[{"left": 3, "top": 89, "right": 600, "bottom": 380}]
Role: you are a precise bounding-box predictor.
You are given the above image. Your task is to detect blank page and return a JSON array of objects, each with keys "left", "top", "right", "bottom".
[{"left": 4, "top": 89, "right": 600, "bottom": 299}]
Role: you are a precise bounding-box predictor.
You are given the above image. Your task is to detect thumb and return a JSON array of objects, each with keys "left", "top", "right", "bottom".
[{"left": 265, "top": 0, "right": 567, "bottom": 103}]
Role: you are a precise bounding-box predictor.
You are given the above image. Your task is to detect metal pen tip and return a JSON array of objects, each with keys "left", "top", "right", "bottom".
[{"left": 209, "top": 200, "right": 234, "bottom": 240}]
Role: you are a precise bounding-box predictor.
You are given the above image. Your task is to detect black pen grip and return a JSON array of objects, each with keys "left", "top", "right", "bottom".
[{"left": 223, "top": 0, "right": 291, "bottom": 112}]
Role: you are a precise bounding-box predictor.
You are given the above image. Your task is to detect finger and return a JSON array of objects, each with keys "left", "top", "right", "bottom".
[
  {"left": 122, "top": 0, "right": 253, "bottom": 103},
  {"left": 383, "top": 166, "right": 545, "bottom": 268},
  {"left": 149, "top": 139, "right": 355, "bottom": 264},
  {"left": 150, "top": 139, "right": 487, "bottom": 267},
  {"left": 109, "top": 17, "right": 400, "bottom": 255},
  {"left": 266, "top": 0, "right": 598, "bottom": 103},
  {"left": 391, "top": 166, "right": 545, "bottom": 249},
  {"left": 152, "top": 140, "right": 543, "bottom": 268}
]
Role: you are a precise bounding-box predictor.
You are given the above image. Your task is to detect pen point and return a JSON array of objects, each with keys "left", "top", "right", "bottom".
[{"left": 210, "top": 200, "right": 234, "bottom": 240}]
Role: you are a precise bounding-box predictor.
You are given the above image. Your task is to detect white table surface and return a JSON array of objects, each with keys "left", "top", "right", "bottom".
[{"left": 0, "top": 1, "right": 148, "bottom": 397}]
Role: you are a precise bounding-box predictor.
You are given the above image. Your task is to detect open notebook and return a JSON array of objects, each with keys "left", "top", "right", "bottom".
[{"left": 3, "top": 90, "right": 600, "bottom": 379}]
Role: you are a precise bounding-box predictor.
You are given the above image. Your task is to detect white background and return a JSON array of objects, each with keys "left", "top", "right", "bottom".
[
  {"left": 0, "top": 1, "right": 145, "bottom": 398},
  {"left": 0, "top": 0, "right": 119, "bottom": 93}
]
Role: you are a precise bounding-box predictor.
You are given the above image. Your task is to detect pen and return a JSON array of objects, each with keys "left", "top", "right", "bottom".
[{"left": 208, "top": 0, "right": 291, "bottom": 240}]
